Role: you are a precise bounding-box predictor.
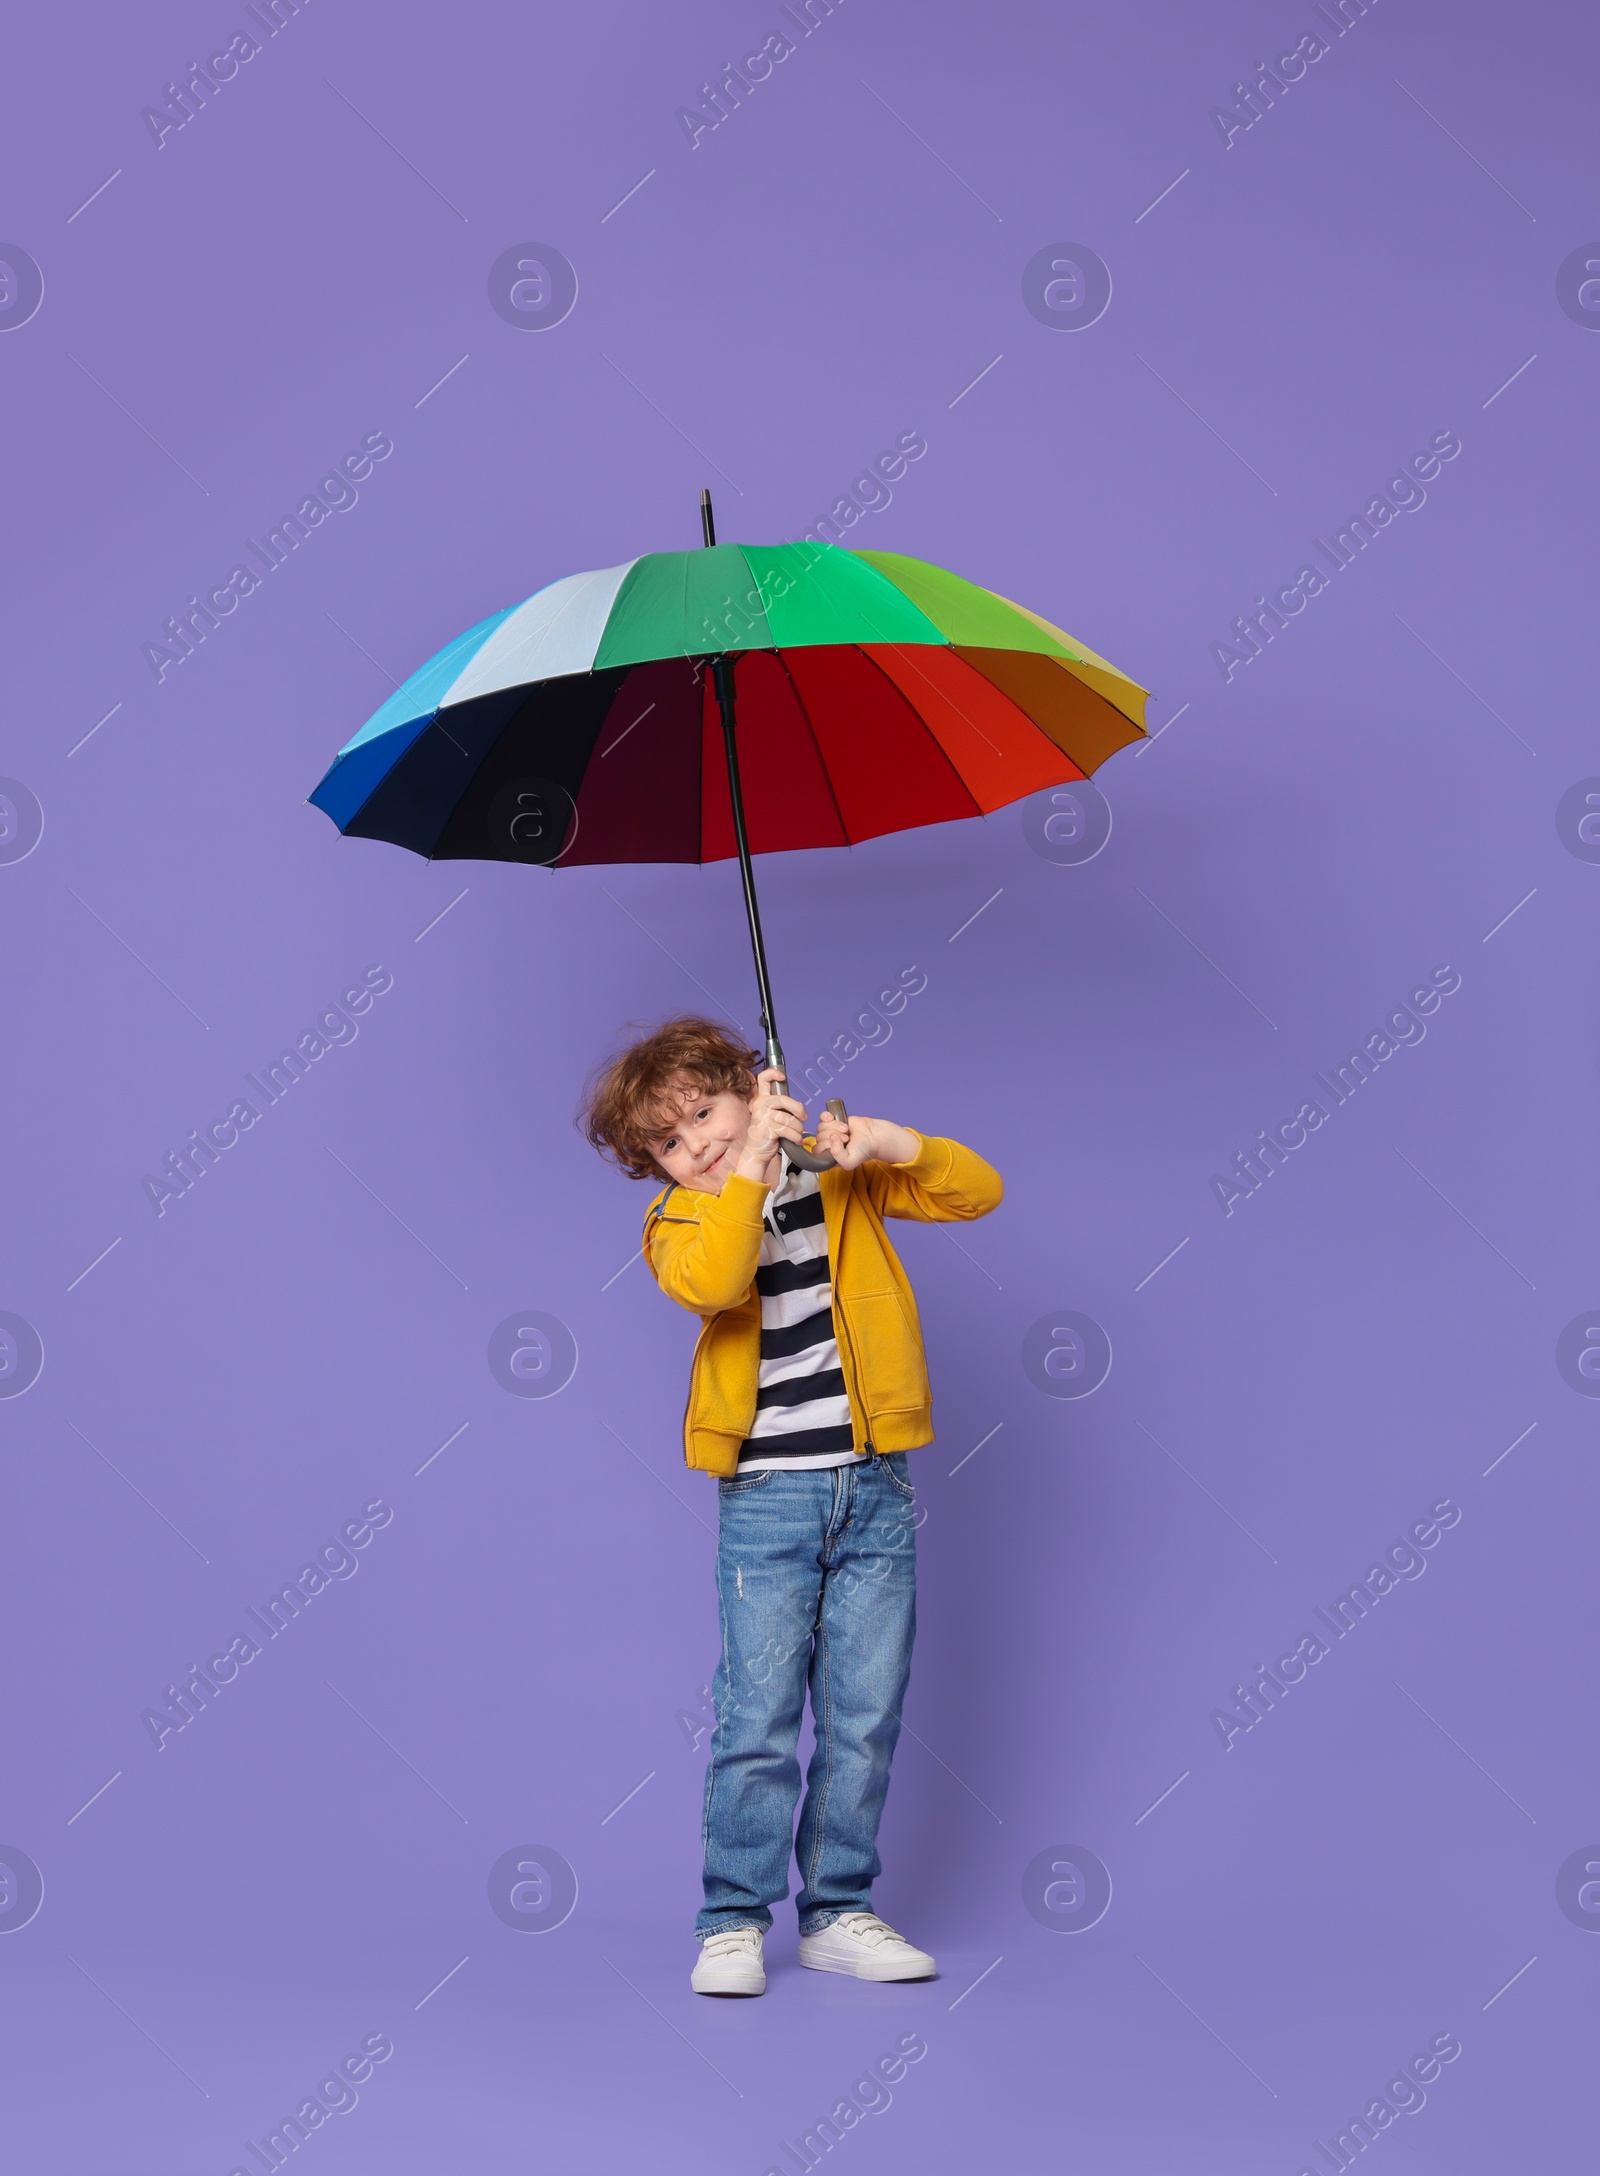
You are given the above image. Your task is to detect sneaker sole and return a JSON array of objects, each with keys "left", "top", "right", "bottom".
[
  {"left": 691, "top": 1971, "right": 766, "bottom": 1996},
  {"left": 797, "top": 1952, "right": 936, "bottom": 1981}
]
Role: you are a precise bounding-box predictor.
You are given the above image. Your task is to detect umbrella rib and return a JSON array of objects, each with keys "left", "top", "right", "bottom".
[
  {"left": 849, "top": 643, "right": 986, "bottom": 821},
  {"left": 924, "top": 640, "right": 1116, "bottom": 779},
  {"left": 957, "top": 649, "right": 1104, "bottom": 771},
  {"left": 827, "top": 551, "right": 1007, "bottom": 759},
  {"left": 845, "top": 552, "right": 1134, "bottom": 763},
  {"left": 872, "top": 641, "right": 1004, "bottom": 758},
  {"left": 773, "top": 647, "right": 855, "bottom": 848},
  {"left": 777, "top": 554, "right": 993, "bottom": 819},
  {"left": 458, "top": 566, "right": 616, "bottom": 701}
]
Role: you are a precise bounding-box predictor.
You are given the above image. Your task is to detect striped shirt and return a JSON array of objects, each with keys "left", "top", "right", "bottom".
[{"left": 736, "top": 1163, "right": 866, "bottom": 1474}]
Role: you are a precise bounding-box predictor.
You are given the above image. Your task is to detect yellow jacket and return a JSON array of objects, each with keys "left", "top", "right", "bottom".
[{"left": 643, "top": 1130, "right": 1003, "bottom": 1475}]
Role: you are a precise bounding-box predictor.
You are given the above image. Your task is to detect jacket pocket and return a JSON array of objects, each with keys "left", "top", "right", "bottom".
[{"left": 841, "top": 1289, "right": 930, "bottom": 1415}]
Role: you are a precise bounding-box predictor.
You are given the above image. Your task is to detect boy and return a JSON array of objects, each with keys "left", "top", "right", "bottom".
[{"left": 581, "top": 1016, "right": 1002, "bottom": 1996}]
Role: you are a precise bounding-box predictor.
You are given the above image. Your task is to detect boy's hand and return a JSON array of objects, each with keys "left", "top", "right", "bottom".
[
  {"left": 812, "top": 1111, "right": 920, "bottom": 1170},
  {"left": 732, "top": 1069, "right": 808, "bottom": 1187}
]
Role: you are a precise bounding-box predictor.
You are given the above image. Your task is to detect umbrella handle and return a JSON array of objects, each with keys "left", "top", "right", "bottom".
[{"left": 767, "top": 1076, "right": 845, "bottom": 1173}]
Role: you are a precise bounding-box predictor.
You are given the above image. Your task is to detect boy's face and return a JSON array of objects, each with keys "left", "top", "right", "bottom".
[{"left": 645, "top": 1074, "right": 756, "bottom": 1194}]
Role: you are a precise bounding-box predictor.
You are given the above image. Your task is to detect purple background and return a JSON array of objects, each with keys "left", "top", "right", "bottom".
[{"left": 3, "top": 1, "right": 1595, "bottom": 2168}]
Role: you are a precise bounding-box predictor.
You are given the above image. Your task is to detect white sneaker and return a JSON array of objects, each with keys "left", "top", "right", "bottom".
[
  {"left": 798, "top": 1912, "right": 936, "bottom": 1981},
  {"left": 691, "top": 1925, "right": 766, "bottom": 1996}
]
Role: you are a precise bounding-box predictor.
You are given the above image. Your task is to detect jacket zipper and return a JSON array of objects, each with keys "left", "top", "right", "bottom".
[
  {"left": 829, "top": 1292, "right": 872, "bottom": 1455},
  {"left": 821, "top": 1178, "right": 874, "bottom": 1456}
]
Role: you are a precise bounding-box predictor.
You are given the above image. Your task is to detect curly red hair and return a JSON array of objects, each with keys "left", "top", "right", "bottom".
[{"left": 579, "top": 1015, "right": 761, "bottom": 1181}]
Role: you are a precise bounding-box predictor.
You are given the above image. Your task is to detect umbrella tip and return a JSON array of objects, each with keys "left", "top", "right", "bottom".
[{"left": 699, "top": 489, "right": 715, "bottom": 549}]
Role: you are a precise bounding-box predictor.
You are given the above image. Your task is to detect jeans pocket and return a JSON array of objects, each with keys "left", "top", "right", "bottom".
[
  {"left": 876, "top": 1454, "right": 916, "bottom": 1500},
  {"left": 718, "top": 1467, "right": 776, "bottom": 1495}
]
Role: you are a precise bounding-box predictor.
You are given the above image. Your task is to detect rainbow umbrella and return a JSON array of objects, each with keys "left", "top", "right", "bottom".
[{"left": 310, "top": 495, "right": 1146, "bottom": 1167}]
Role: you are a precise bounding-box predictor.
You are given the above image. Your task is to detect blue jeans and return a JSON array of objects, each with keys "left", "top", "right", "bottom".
[{"left": 696, "top": 1453, "right": 919, "bottom": 1939}]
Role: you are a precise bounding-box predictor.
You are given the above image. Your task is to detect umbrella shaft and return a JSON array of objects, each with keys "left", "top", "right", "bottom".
[{"left": 710, "top": 654, "right": 784, "bottom": 1074}]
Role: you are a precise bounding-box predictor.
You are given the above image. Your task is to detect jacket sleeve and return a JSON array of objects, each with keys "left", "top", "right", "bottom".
[
  {"left": 864, "top": 1131, "right": 1003, "bottom": 1223},
  {"left": 644, "top": 1173, "right": 770, "bottom": 1315}
]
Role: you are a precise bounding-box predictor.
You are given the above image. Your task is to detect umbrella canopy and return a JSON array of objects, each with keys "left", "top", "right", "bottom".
[{"left": 308, "top": 540, "right": 1147, "bottom": 867}]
